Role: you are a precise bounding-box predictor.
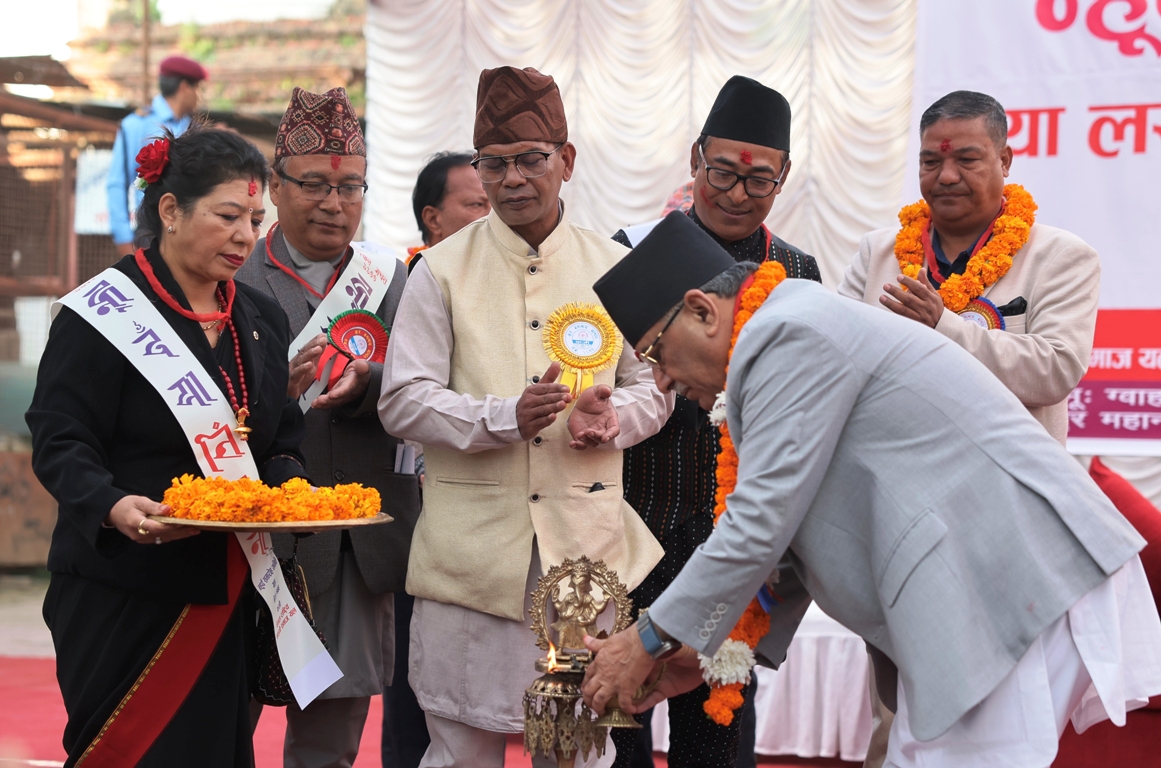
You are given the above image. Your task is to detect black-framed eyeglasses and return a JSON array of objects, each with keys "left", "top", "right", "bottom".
[
  {"left": 278, "top": 171, "right": 368, "bottom": 203},
  {"left": 471, "top": 144, "right": 563, "bottom": 184},
  {"left": 698, "top": 145, "right": 785, "bottom": 198},
  {"left": 636, "top": 305, "right": 682, "bottom": 368}
]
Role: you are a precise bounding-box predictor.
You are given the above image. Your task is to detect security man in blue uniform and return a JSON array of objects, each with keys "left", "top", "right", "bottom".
[{"left": 106, "top": 55, "right": 207, "bottom": 253}]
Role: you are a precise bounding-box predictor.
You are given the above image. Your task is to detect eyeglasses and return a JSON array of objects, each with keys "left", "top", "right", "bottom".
[
  {"left": 636, "top": 305, "right": 682, "bottom": 368},
  {"left": 278, "top": 171, "right": 368, "bottom": 203},
  {"left": 698, "top": 145, "right": 785, "bottom": 198},
  {"left": 472, "top": 144, "right": 563, "bottom": 184}
]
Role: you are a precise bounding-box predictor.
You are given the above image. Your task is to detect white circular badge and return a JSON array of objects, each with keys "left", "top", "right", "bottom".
[
  {"left": 562, "top": 321, "right": 603, "bottom": 358},
  {"left": 959, "top": 310, "right": 991, "bottom": 329},
  {"left": 347, "top": 334, "right": 369, "bottom": 357}
]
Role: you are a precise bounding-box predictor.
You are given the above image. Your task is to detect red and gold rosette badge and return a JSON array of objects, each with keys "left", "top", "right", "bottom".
[
  {"left": 542, "top": 302, "right": 622, "bottom": 397},
  {"left": 957, "top": 297, "right": 1006, "bottom": 331},
  {"left": 315, "top": 309, "right": 389, "bottom": 389}
]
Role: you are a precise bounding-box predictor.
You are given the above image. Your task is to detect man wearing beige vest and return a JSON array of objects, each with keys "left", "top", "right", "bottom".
[
  {"left": 837, "top": 90, "right": 1100, "bottom": 767},
  {"left": 379, "top": 66, "right": 670, "bottom": 767}
]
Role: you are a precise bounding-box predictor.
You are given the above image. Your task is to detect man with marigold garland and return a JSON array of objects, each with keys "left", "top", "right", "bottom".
[
  {"left": 580, "top": 210, "right": 1161, "bottom": 768},
  {"left": 609, "top": 75, "right": 821, "bottom": 768},
  {"left": 838, "top": 90, "right": 1099, "bottom": 447},
  {"left": 837, "top": 90, "right": 1101, "bottom": 765}
]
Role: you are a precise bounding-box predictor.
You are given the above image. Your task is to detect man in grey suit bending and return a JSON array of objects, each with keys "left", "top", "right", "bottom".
[{"left": 581, "top": 211, "right": 1161, "bottom": 767}]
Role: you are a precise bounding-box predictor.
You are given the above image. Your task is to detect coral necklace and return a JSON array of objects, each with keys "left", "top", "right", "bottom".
[
  {"left": 134, "top": 249, "right": 252, "bottom": 440},
  {"left": 135, "top": 248, "right": 235, "bottom": 329},
  {"left": 700, "top": 259, "right": 787, "bottom": 726}
]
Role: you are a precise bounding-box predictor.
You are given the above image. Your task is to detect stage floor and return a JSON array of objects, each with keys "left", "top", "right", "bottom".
[{"left": 0, "top": 574, "right": 855, "bottom": 767}]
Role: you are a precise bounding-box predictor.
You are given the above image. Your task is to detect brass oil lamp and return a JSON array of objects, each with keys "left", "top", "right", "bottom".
[{"left": 523, "top": 556, "right": 639, "bottom": 767}]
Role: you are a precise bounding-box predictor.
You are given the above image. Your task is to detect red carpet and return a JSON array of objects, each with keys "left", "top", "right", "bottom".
[
  {"left": 0, "top": 657, "right": 66, "bottom": 764},
  {"left": 0, "top": 656, "right": 388, "bottom": 767},
  {"left": 0, "top": 656, "right": 524, "bottom": 768},
  {"left": 0, "top": 656, "right": 850, "bottom": 767}
]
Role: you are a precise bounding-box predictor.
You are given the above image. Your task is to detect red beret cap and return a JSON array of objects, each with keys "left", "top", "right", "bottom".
[{"left": 158, "top": 56, "right": 208, "bottom": 82}]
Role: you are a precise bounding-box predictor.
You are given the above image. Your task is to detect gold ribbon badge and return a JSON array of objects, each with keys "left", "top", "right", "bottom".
[{"left": 542, "top": 303, "right": 622, "bottom": 397}]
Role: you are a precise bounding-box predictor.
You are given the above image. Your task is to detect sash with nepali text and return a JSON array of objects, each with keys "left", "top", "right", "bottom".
[{"left": 56, "top": 269, "right": 342, "bottom": 767}]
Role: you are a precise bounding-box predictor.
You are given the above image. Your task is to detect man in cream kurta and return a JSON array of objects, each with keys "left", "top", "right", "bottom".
[
  {"left": 839, "top": 90, "right": 1098, "bottom": 446},
  {"left": 379, "top": 66, "right": 669, "bottom": 768}
]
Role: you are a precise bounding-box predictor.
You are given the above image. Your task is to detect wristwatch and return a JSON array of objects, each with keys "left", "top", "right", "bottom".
[{"left": 637, "top": 609, "right": 680, "bottom": 660}]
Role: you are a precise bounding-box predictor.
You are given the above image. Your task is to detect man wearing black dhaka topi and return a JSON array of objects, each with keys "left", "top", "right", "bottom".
[{"left": 610, "top": 75, "right": 820, "bottom": 768}]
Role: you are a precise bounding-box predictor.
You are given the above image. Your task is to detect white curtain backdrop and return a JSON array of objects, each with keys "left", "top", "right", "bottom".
[{"left": 365, "top": 0, "right": 916, "bottom": 285}]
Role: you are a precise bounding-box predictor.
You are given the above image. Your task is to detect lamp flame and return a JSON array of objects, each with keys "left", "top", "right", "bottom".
[{"left": 547, "top": 641, "right": 560, "bottom": 671}]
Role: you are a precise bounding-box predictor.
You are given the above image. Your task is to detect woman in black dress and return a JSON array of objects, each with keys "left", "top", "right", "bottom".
[{"left": 27, "top": 125, "right": 308, "bottom": 766}]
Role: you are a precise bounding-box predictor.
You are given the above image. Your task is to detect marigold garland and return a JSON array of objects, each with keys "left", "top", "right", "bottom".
[
  {"left": 704, "top": 259, "right": 786, "bottom": 726},
  {"left": 162, "top": 474, "right": 381, "bottom": 523},
  {"left": 893, "top": 184, "right": 1036, "bottom": 313}
]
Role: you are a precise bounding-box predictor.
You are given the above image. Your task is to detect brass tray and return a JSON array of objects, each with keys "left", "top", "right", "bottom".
[{"left": 151, "top": 511, "right": 392, "bottom": 534}]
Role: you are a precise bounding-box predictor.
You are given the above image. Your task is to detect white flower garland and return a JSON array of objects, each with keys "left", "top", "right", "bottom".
[
  {"left": 708, "top": 390, "right": 728, "bottom": 427},
  {"left": 698, "top": 638, "right": 756, "bottom": 687}
]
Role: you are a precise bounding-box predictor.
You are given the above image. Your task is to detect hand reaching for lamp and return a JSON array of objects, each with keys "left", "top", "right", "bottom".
[{"left": 580, "top": 628, "right": 702, "bottom": 715}]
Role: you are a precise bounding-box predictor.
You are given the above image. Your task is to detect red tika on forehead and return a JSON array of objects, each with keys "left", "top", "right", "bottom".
[
  {"left": 248, "top": 179, "right": 257, "bottom": 196},
  {"left": 740, "top": 150, "right": 753, "bottom": 165},
  {"left": 940, "top": 139, "right": 951, "bottom": 153},
  {"left": 330, "top": 155, "right": 341, "bottom": 170}
]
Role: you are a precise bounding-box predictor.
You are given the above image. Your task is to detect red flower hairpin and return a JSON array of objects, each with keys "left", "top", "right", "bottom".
[{"left": 134, "top": 138, "right": 171, "bottom": 190}]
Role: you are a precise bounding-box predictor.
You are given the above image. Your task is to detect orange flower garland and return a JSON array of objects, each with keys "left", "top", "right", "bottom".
[
  {"left": 704, "top": 259, "right": 787, "bottom": 726},
  {"left": 163, "top": 474, "right": 381, "bottom": 523},
  {"left": 893, "top": 184, "right": 1036, "bottom": 313}
]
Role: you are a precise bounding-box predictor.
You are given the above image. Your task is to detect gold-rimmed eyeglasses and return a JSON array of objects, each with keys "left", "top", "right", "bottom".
[{"left": 635, "top": 305, "right": 682, "bottom": 368}]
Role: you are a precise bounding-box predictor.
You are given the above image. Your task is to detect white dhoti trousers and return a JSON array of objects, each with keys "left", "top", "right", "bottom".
[
  {"left": 886, "top": 555, "right": 1161, "bottom": 768},
  {"left": 411, "top": 547, "right": 616, "bottom": 767}
]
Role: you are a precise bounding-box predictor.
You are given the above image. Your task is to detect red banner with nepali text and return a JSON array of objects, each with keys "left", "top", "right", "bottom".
[{"left": 1067, "top": 310, "right": 1161, "bottom": 456}]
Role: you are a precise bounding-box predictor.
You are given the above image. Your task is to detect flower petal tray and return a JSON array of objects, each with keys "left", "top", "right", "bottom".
[{"left": 151, "top": 511, "right": 393, "bottom": 534}]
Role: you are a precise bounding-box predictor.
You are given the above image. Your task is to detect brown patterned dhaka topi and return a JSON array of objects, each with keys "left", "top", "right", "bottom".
[
  {"left": 473, "top": 66, "right": 568, "bottom": 149},
  {"left": 275, "top": 86, "right": 366, "bottom": 158}
]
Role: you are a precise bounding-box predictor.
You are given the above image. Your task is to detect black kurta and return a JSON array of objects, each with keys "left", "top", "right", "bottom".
[
  {"left": 613, "top": 208, "right": 821, "bottom": 542},
  {"left": 27, "top": 244, "right": 307, "bottom": 766}
]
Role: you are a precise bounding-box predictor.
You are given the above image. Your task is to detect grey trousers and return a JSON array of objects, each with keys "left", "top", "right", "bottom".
[
  {"left": 250, "top": 550, "right": 394, "bottom": 767},
  {"left": 284, "top": 696, "right": 371, "bottom": 768}
]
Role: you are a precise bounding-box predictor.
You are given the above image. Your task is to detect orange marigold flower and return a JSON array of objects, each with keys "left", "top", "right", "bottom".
[
  {"left": 704, "top": 683, "right": 746, "bottom": 725},
  {"left": 707, "top": 260, "right": 787, "bottom": 721},
  {"left": 893, "top": 184, "right": 1034, "bottom": 313},
  {"left": 163, "top": 475, "right": 381, "bottom": 523}
]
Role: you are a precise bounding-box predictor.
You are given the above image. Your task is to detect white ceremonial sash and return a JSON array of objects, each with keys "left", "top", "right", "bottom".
[
  {"left": 290, "top": 241, "right": 399, "bottom": 412},
  {"left": 55, "top": 268, "right": 342, "bottom": 709},
  {"left": 621, "top": 218, "right": 662, "bottom": 247}
]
